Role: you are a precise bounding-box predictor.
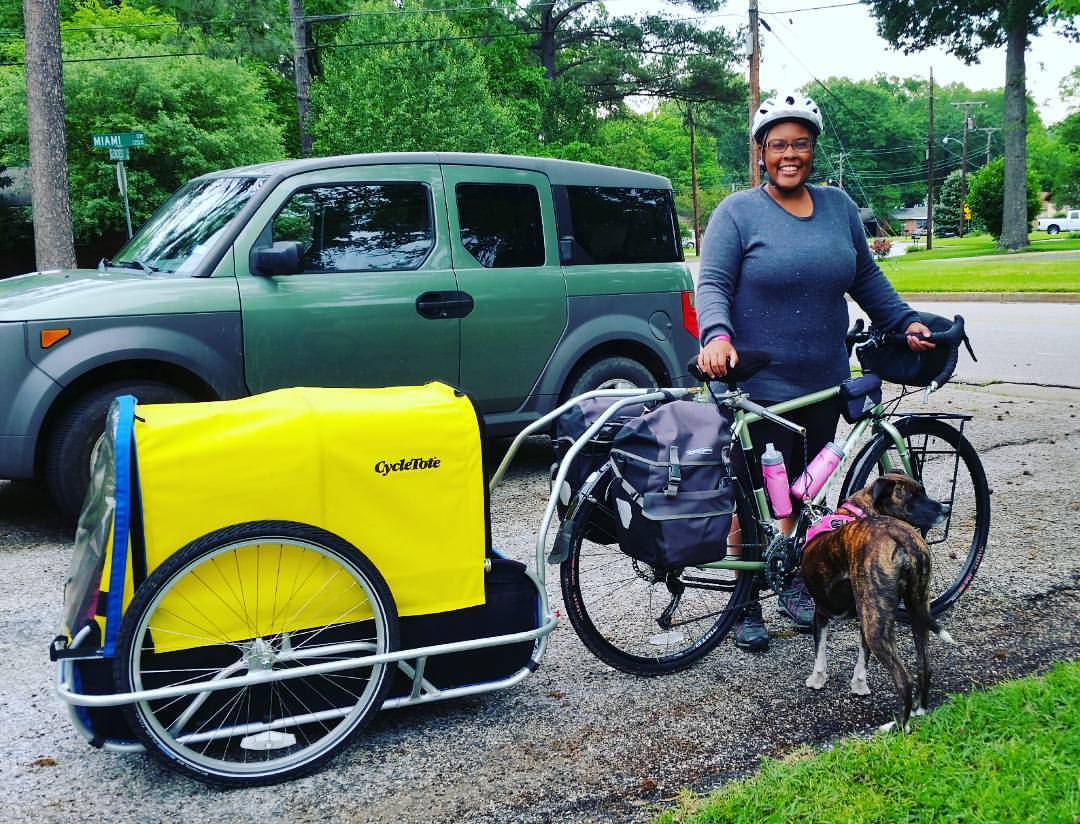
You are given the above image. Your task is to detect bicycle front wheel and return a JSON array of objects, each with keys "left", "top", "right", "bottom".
[
  {"left": 115, "top": 521, "right": 399, "bottom": 787},
  {"left": 559, "top": 467, "right": 761, "bottom": 675},
  {"left": 841, "top": 417, "right": 990, "bottom": 617}
]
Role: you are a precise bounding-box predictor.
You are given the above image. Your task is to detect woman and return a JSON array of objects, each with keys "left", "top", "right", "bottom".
[{"left": 696, "top": 92, "right": 935, "bottom": 652}]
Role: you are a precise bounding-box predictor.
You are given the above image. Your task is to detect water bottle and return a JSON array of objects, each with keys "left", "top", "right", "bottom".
[
  {"left": 790, "top": 441, "right": 845, "bottom": 500},
  {"left": 760, "top": 442, "right": 792, "bottom": 518}
]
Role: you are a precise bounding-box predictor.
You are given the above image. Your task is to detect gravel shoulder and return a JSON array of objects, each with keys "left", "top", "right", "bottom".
[{"left": 1, "top": 381, "right": 1078, "bottom": 823}]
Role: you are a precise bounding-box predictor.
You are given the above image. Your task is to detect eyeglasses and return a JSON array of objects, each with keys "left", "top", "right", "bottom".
[{"left": 764, "top": 137, "right": 813, "bottom": 153}]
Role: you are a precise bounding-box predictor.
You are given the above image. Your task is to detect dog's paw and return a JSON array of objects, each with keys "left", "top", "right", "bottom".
[
  {"left": 913, "top": 706, "right": 928, "bottom": 717},
  {"left": 936, "top": 628, "right": 957, "bottom": 645},
  {"left": 805, "top": 671, "right": 827, "bottom": 690},
  {"left": 877, "top": 720, "right": 897, "bottom": 733},
  {"left": 850, "top": 678, "right": 870, "bottom": 696}
]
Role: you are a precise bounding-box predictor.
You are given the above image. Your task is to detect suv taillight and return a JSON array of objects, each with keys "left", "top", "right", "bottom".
[{"left": 681, "top": 291, "right": 699, "bottom": 338}]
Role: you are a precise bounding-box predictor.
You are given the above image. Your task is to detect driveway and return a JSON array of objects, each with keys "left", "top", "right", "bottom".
[{"left": 3, "top": 369, "right": 1079, "bottom": 822}]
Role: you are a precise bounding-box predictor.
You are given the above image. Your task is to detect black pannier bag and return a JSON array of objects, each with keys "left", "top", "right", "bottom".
[
  {"left": 552, "top": 396, "right": 651, "bottom": 540},
  {"left": 608, "top": 400, "right": 735, "bottom": 568}
]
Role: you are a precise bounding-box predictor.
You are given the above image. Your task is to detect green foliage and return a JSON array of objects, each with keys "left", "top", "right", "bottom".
[
  {"left": 864, "top": 0, "right": 1058, "bottom": 62},
  {"left": 934, "top": 169, "right": 964, "bottom": 234},
  {"left": 0, "top": 3, "right": 285, "bottom": 247},
  {"left": 658, "top": 662, "right": 1080, "bottom": 823},
  {"left": 309, "top": 8, "right": 537, "bottom": 155},
  {"left": 519, "top": 1, "right": 741, "bottom": 107},
  {"left": 967, "top": 157, "right": 1041, "bottom": 239},
  {"left": 1046, "top": 110, "right": 1080, "bottom": 206}
]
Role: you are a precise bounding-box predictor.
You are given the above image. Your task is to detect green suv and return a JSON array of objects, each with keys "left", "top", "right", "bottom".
[{"left": 0, "top": 152, "right": 699, "bottom": 516}]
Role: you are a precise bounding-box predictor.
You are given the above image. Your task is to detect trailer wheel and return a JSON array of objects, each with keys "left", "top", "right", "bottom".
[{"left": 115, "top": 521, "right": 399, "bottom": 787}]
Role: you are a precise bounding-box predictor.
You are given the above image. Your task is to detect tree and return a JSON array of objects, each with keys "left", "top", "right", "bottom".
[
  {"left": 1047, "top": 110, "right": 1080, "bottom": 206},
  {"left": 308, "top": 9, "right": 533, "bottom": 155},
  {"left": 0, "top": 3, "right": 285, "bottom": 259},
  {"left": 22, "top": 0, "right": 76, "bottom": 270},
  {"left": 935, "top": 169, "right": 964, "bottom": 234},
  {"left": 519, "top": 1, "right": 741, "bottom": 106},
  {"left": 863, "top": 0, "right": 1077, "bottom": 250},
  {"left": 967, "top": 156, "right": 1041, "bottom": 238}
]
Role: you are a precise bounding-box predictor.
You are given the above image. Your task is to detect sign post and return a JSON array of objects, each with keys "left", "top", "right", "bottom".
[{"left": 91, "top": 131, "right": 145, "bottom": 239}]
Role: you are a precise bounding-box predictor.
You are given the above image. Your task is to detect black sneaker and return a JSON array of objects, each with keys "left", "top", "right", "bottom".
[
  {"left": 778, "top": 574, "right": 815, "bottom": 632},
  {"left": 734, "top": 600, "right": 769, "bottom": 651}
]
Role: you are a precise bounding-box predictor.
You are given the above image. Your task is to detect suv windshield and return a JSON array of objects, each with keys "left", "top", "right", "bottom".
[{"left": 112, "top": 176, "right": 267, "bottom": 274}]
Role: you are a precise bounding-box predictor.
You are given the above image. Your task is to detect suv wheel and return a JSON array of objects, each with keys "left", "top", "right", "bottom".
[
  {"left": 565, "top": 356, "right": 656, "bottom": 400},
  {"left": 44, "top": 381, "right": 193, "bottom": 519},
  {"left": 1046, "top": 224, "right": 1060, "bottom": 235}
]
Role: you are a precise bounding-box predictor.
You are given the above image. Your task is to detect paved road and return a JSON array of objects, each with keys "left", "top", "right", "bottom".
[
  {"left": 685, "top": 259, "right": 1080, "bottom": 389},
  {"left": 852, "top": 300, "right": 1080, "bottom": 390}
]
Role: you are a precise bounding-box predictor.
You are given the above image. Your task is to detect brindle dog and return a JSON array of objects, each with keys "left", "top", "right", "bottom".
[{"left": 800, "top": 472, "right": 955, "bottom": 733}]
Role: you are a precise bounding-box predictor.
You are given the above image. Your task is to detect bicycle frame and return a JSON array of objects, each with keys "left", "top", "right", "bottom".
[{"left": 697, "top": 384, "right": 916, "bottom": 575}]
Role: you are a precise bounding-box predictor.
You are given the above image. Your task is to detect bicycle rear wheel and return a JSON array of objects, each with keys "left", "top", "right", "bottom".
[
  {"left": 115, "top": 521, "right": 399, "bottom": 787},
  {"left": 559, "top": 467, "right": 761, "bottom": 675},
  {"left": 841, "top": 416, "right": 990, "bottom": 617}
]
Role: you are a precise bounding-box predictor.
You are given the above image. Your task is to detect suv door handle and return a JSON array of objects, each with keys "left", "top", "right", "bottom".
[{"left": 416, "top": 291, "right": 474, "bottom": 320}]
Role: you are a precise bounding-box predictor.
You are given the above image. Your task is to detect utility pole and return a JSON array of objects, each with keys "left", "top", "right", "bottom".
[
  {"left": 23, "top": 0, "right": 76, "bottom": 270},
  {"left": 748, "top": 0, "right": 761, "bottom": 187},
  {"left": 686, "top": 105, "right": 702, "bottom": 253},
  {"left": 977, "top": 126, "right": 1000, "bottom": 160},
  {"left": 833, "top": 151, "right": 849, "bottom": 189},
  {"left": 926, "top": 68, "right": 934, "bottom": 251},
  {"left": 950, "top": 101, "right": 984, "bottom": 237},
  {"left": 289, "top": 0, "right": 313, "bottom": 157}
]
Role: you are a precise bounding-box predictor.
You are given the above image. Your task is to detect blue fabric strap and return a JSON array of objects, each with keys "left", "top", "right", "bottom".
[{"left": 102, "top": 395, "right": 137, "bottom": 658}]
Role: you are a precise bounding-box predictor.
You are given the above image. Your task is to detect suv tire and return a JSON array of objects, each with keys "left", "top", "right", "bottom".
[
  {"left": 565, "top": 356, "right": 656, "bottom": 400},
  {"left": 44, "top": 381, "right": 193, "bottom": 519}
]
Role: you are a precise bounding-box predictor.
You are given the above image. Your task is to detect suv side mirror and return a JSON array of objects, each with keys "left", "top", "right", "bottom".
[{"left": 252, "top": 241, "right": 303, "bottom": 276}]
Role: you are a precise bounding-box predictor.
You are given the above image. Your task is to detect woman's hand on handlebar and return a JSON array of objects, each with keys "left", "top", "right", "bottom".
[
  {"left": 697, "top": 336, "right": 739, "bottom": 378},
  {"left": 905, "top": 321, "right": 937, "bottom": 352}
]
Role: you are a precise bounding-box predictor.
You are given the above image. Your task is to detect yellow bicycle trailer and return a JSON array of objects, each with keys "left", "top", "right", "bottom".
[{"left": 52, "top": 383, "right": 556, "bottom": 786}]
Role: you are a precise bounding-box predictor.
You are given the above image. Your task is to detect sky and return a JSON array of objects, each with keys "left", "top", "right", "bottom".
[
  {"left": 751, "top": 1, "right": 1077, "bottom": 126},
  {"left": 622, "top": 0, "right": 1078, "bottom": 127}
]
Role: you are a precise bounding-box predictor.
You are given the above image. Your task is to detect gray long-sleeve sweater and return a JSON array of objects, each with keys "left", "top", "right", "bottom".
[{"left": 696, "top": 184, "right": 918, "bottom": 400}]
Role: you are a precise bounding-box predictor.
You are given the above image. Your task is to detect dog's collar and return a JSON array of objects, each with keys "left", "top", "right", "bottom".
[
  {"left": 804, "top": 501, "right": 868, "bottom": 545},
  {"left": 836, "top": 502, "right": 866, "bottom": 519}
]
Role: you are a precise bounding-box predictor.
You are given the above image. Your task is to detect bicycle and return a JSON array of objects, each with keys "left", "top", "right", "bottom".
[{"left": 541, "top": 316, "right": 990, "bottom": 676}]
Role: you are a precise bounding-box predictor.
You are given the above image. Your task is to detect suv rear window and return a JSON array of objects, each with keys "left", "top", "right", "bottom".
[
  {"left": 559, "top": 186, "right": 680, "bottom": 265},
  {"left": 271, "top": 182, "right": 434, "bottom": 273},
  {"left": 455, "top": 183, "right": 545, "bottom": 268}
]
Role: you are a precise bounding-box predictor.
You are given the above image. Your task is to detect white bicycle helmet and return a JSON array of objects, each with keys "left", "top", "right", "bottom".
[{"left": 752, "top": 92, "right": 823, "bottom": 143}]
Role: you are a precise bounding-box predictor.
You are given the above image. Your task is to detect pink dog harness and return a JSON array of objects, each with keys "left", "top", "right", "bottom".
[{"left": 804, "top": 502, "right": 867, "bottom": 545}]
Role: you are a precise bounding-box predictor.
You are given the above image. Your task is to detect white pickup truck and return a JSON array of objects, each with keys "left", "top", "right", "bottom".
[{"left": 1036, "top": 210, "right": 1080, "bottom": 234}]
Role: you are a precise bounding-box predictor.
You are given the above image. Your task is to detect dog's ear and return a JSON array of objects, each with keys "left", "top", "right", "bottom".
[{"left": 871, "top": 476, "right": 895, "bottom": 509}]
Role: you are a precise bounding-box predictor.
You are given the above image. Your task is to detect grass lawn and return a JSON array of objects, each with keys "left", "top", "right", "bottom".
[
  {"left": 881, "top": 233, "right": 1080, "bottom": 292},
  {"left": 657, "top": 661, "right": 1080, "bottom": 824}
]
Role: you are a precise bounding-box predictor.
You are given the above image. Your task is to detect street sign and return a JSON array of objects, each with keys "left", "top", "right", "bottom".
[
  {"left": 91, "top": 131, "right": 145, "bottom": 150},
  {"left": 109, "top": 147, "right": 130, "bottom": 161}
]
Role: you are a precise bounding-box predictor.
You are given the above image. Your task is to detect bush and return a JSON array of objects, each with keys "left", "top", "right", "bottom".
[
  {"left": 966, "top": 157, "right": 1041, "bottom": 240},
  {"left": 870, "top": 236, "right": 892, "bottom": 259}
]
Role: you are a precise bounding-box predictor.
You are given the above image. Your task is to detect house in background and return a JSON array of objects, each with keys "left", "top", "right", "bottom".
[{"left": 890, "top": 206, "right": 927, "bottom": 236}]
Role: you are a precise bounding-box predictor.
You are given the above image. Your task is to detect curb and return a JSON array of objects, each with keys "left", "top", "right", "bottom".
[{"left": 896, "top": 292, "right": 1080, "bottom": 303}]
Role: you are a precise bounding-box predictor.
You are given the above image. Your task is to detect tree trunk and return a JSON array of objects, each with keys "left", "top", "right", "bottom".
[
  {"left": 999, "top": 8, "right": 1028, "bottom": 251},
  {"left": 290, "top": 0, "right": 313, "bottom": 157},
  {"left": 537, "top": 5, "right": 558, "bottom": 80},
  {"left": 23, "top": 0, "right": 76, "bottom": 271}
]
